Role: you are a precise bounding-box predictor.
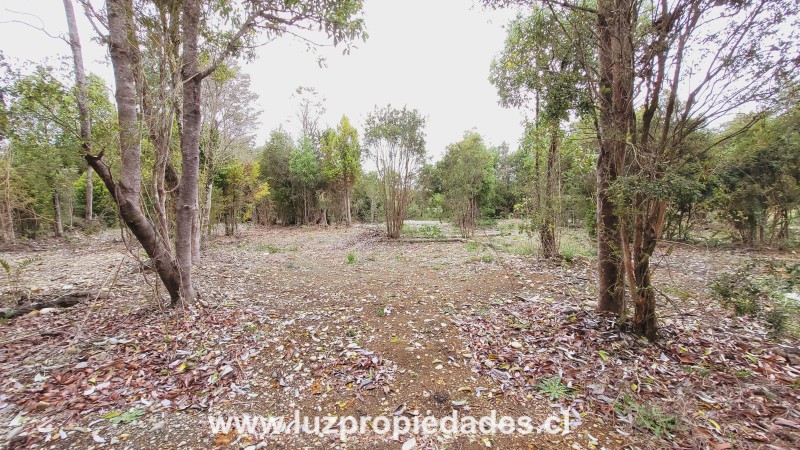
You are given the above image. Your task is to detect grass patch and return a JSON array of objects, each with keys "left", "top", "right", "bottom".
[
  {"left": 402, "top": 224, "right": 444, "bottom": 238},
  {"left": 346, "top": 251, "right": 357, "bottom": 265},
  {"left": 466, "top": 242, "right": 480, "bottom": 252}
]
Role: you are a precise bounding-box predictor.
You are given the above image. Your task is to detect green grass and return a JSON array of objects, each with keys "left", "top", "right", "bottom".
[
  {"left": 466, "top": 242, "right": 480, "bottom": 252},
  {"left": 346, "top": 251, "right": 357, "bottom": 264}
]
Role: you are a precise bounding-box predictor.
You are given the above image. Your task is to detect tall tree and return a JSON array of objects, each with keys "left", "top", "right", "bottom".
[
  {"left": 321, "top": 115, "right": 362, "bottom": 226},
  {"left": 62, "top": 0, "right": 93, "bottom": 224},
  {"left": 82, "top": 0, "right": 366, "bottom": 304},
  {"left": 490, "top": 8, "right": 590, "bottom": 257},
  {"left": 485, "top": 0, "right": 798, "bottom": 339},
  {"left": 364, "top": 105, "right": 427, "bottom": 239}
]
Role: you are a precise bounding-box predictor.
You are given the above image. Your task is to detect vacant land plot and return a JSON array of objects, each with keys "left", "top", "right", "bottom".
[{"left": 1, "top": 224, "right": 798, "bottom": 449}]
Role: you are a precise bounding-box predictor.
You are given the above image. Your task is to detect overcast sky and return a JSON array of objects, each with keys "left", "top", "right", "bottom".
[{"left": 0, "top": 0, "right": 525, "bottom": 162}]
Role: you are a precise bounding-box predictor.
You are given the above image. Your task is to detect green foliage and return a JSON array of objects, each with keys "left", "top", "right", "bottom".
[
  {"left": 213, "top": 162, "right": 265, "bottom": 235},
  {"left": 259, "top": 129, "right": 297, "bottom": 224},
  {"left": 346, "top": 251, "right": 357, "bottom": 264},
  {"left": 710, "top": 260, "right": 800, "bottom": 337},
  {"left": 106, "top": 408, "right": 146, "bottom": 425},
  {"left": 615, "top": 395, "right": 677, "bottom": 437},
  {"left": 438, "top": 131, "right": 496, "bottom": 237},
  {"left": 321, "top": 115, "right": 362, "bottom": 189},
  {"left": 712, "top": 110, "right": 800, "bottom": 246},
  {"left": 534, "top": 376, "right": 571, "bottom": 400},
  {"left": 402, "top": 224, "right": 444, "bottom": 239}
]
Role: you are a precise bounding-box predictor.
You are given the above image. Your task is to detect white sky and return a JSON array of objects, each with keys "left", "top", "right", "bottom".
[{"left": 0, "top": 0, "right": 526, "bottom": 162}]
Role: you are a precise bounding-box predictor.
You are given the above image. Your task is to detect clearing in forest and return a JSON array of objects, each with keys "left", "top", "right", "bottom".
[{"left": 0, "top": 223, "right": 799, "bottom": 449}]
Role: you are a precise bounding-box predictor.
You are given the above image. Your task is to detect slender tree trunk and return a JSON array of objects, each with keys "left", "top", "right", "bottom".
[
  {"left": 101, "top": 0, "right": 182, "bottom": 302},
  {"left": 173, "top": 0, "right": 204, "bottom": 302},
  {"left": 85, "top": 167, "right": 93, "bottom": 222},
  {"left": 541, "top": 120, "right": 559, "bottom": 258},
  {"left": 0, "top": 158, "right": 14, "bottom": 242},
  {"left": 53, "top": 193, "right": 64, "bottom": 238},
  {"left": 63, "top": 0, "right": 94, "bottom": 224},
  {"left": 203, "top": 179, "right": 213, "bottom": 237},
  {"left": 344, "top": 185, "right": 352, "bottom": 226}
]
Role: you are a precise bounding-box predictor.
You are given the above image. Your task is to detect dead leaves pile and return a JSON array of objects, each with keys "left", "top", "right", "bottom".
[{"left": 457, "top": 291, "right": 800, "bottom": 448}]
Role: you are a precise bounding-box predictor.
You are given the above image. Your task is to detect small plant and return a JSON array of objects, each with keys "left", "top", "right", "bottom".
[
  {"left": 105, "top": 408, "right": 146, "bottom": 424},
  {"left": 480, "top": 254, "right": 494, "bottom": 263},
  {"left": 1, "top": 257, "right": 40, "bottom": 302},
  {"left": 346, "top": 251, "right": 357, "bottom": 264},
  {"left": 466, "top": 242, "right": 480, "bottom": 252},
  {"left": 561, "top": 246, "right": 576, "bottom": 262},
  {"left": 614, "top": 395, "right": 677, "bottom": 437},
  {"left": 535, "top": 376, "right": 572, "bottom": 400}
]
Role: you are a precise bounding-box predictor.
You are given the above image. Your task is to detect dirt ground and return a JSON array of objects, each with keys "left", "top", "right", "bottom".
[{"left": 1, "top": 223, "right": 799, "bottom": 449}]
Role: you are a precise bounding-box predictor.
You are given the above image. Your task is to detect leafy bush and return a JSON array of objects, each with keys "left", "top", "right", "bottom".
[{"left": 710, "top": 260, "right": 800, "bottom": 337}]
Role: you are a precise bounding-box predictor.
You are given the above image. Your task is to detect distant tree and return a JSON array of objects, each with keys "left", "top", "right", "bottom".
[
  {"left": 259, "top": 128, "right": 296, "bottom": 224},
  {"left": 364, "top": 105, "right": 427, "bottom": 239},
  {"left": 714, "top": 110, "right": 800, "bottom": 245},
  {"left": 321, "top": 115, "right": 362, "bottom": 226},
  {"left": 438, "top": 131, "right": 496, "bottom": 237},
  {"left": 289, "top": 137, "right": 321, "bottom": 225},
  {"left": 200, "top": 61, "right": 261, "bottom": 242}
]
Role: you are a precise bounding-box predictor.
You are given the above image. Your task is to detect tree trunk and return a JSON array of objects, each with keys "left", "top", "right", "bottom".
[
  {"left": 53, "top": 193, "right": 64, "bottom": 238},
  {"left": 629, "top": 201, "right": 665, "bottom": 341},
  {"left": 173, "top": 0, "right": 203, "bottom": 303},
  {"left": 203, "top": 178, "right": 213, "bottom": 238},
  {"left": 595, "top": 0, "right": 634, "bottom": 315},
  {"left": 63, "top": 0, "right": 93, "bottom": 225},
  {"left": 344, "top": 185, "right": 352, "bottom": 226},
  {"left": 102, "top": 0, "right": 182, "bottom": 302},
  {"left": 85, "top": 166, "right": 93, "bottom": 223},
  {"left": 541, "top": 120, "right": 559, "bottom": 258}
]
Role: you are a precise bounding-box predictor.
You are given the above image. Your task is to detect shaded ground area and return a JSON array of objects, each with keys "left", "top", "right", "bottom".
[{"left": 0, "top": 223, "right": 798, "bottom": 449}]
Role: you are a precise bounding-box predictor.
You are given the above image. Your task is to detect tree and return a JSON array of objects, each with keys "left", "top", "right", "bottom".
[
  {"left": 63, "top": 0, "right": 93, "bottom": 224},
  {"left": 5, "top": 69, "right": 84, "bottom": 238},
  {"left": 200, "top": 61, "right": 261, "bottom": 241},
  {"left": 79, "top": 0, "right": 366, "bottom": 304},
  {"left": 439, "top": 131, "right": 496, "bottom": 237},
  {"left": 364, "top": 105, "right": 427, "bottom": 239},
  {"left": 485, "top": 0, "right": 798, "bottom": 339},
  {"left": 321, "top": 115, "right": 362, "bottom": 226},
  {"left": 490, "top": 8, "right": 590, "bottom": 257},
  {"left": 289, "top": 137, "right": 321, "bottom": 225},
  {"left": 259, "top": 128, "right": 297, "bottom": 224}
]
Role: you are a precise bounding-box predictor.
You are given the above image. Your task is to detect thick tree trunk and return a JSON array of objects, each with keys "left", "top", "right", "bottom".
[
  {"left": 103, "top": 0, "right": 182, "bottom": 302},
  {"left": 53, "top": 193, "right": 64, "bottom": 238},
  {"left": 629, "top": 201, "right": 665, "bottom": 341},
  {"left": 595, "top": 0, "right": 634, "bottom": 315}
]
